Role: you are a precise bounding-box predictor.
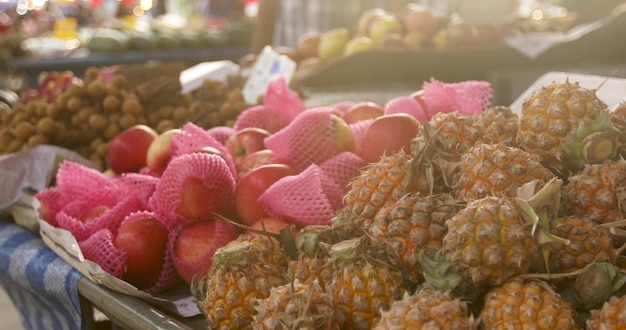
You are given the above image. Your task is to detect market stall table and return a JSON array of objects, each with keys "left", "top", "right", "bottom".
[{"left": 0, "top": 217, "right": 206, "bottom": 330}]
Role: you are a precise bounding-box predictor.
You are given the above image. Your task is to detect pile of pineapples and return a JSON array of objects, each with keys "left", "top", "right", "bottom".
[{"left": 191, "top": 80, "right": 626, "bottom": 329}]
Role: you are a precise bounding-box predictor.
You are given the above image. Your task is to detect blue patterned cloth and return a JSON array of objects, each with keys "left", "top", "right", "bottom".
[{"left": 0, "top": 218, "right": 84, "bottom": 330}]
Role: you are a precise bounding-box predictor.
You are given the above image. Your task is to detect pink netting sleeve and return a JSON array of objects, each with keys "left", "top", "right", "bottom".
[
  {"left": 259, "top": 165, "right": 338, "bottom": 227},
  {"left": 264, "top": 107, "right": 353, "bottom": 173},
  {"left": 384, "top": 95, "right": 429, "bottom": 122},
  {"left": 423, "top": 78, "right": 493, "bottom": 117},
  {"left": 148, "top": 152, "right": 236, "bottom": 227}
]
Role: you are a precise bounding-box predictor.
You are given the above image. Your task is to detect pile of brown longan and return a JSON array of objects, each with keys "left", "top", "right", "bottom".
[{"left": 0, "top": 66, "right": 251, "bottom": 170}]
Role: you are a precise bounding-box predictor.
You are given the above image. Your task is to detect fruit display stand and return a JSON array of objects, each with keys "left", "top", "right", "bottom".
[
  {"left": 3, "top": 45, "right": 249, "bottom": 86},
  {"left": 294, "top": 3, "right": 626, "bottom": 92}
]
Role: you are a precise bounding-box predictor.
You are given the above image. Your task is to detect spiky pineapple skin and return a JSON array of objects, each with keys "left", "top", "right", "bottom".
[
  {"left": 422, "top": 111, "right": 482, "bottom": 161},
  {"left": 561, "top": 159, "right": 626, "bottom": 226},
  {"left": 454, "top": 142, "right": 555, "bottom": 201},
  {"left": 587, "top": 294, "right": 626, "bottom": 329},
  {"left": 324, "top": 237, "right": 406, "bottom": 329},
  {"left": 474, "top": 106, "right": 519, "bottom": 146},
  {"left": 610, "top": 101, "right": 626, "bottom": 158},
  {"left": 516, "top": 80, "right": 608, "bottom": 175},
  {"left": 200, "top": 235, "right": 290, "bottom": 330},
  {"left": 536, "top": 215, "right": 615, "bottom": 274},
  {"left": 442, "top": 196, "right": 538, "bottom": 286},
  {"left": 374, "top": 287, "right": 476, "bottom": 330},
  {"left": 368, "top": 193, "right": 464, "bottom": 284},
  {"left": 479, "top": 279, "right": 581, "bottom": 329},
  {"left": 333, "top": 151, "right": 412, "bottom": 239},
  {"left": 252, "top": 280, "right": 339, "bottom": 330}
]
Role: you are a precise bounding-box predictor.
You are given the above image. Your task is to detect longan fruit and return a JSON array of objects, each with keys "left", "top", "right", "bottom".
[
  {"left": 88, "top": 113, "right": 109, "bottom": 131},
  {"left": 52, "top": 121, "right": 67, "bottom": 143},
  {"left": 172, "top": 106, "right": 191, "bottom": 121},
  {"left": 6, "top": 140, "right": 23, "bottom": 153},
  {"left": 118, "top": 113, "right": 138, "bottom": 129},
  {"left": 155, "top": 119, "right": 174, "bottom": 133},
  {"left": 10, "top": 111, "right": 28, "bottom": 125},
  {"left": 36, "top": 117, "right": 56, "bottom": 135},
  {"left": 103, "top": 122, "right": 121, "bottom": 140},
  {"left": 102, "top": 95, "right": 121, "bottom": 112},
  {"left": 27, "top": 133, "right": 49, "bottom": 147},
  {"left": 136, "top": 115, "right": 148, "bottom": 126},
  {"left": 0, "top": 128, "right": 14, "bottom": 145},
  {"left": 67, "top": 96, "right": 83, "bottom": 112},
  {"left": 46, "top": 104, "right": 60, "bottom": 118},
  {"left": 67, "top": 84, "right": 85, "bottom": 98},
  {"left": 55, "top": 93, "right": 70, "bottom": 110},
  {"left": 84, "top": 67, "right": 100, "bottom": 81},
  {"left": 111, "top": 74, "right": 127, "bottom": 89},
  {"left": 106, "top": 85, "right": 122, "bottom": 98},
  {"left": 14, "top": 121, "right": 36, "bottom": 141},
  {"left": 26, "top": 101, "right": 39, "bottom": 114},
  {"left": 96, "top": 143, "right": 108, "bottom": 158},
  {"left": 121, "top": 98, "right": 142, "bottom": 115},
  {"left": 86, "top": 81, "right": 107, "bottom": 99},
  {"left": 78, "top": 106, "right": 97, "bottom": 121},
  {"left": 90, "top": 137, "right": 104, "bottom": 149},
  {"left": 157, "top": 105, "right": 174, "bottom": 118}
]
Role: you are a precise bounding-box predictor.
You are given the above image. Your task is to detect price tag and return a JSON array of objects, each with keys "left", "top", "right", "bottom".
[
  {"left": 53, "top": 17, "right": 77, "bottom": 40},
  {"left": 243, "top": 46, "right": 296, "bottom": 105}
]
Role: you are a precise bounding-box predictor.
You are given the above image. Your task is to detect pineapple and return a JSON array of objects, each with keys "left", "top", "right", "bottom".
[
  {"left": 610, "top": 101, "right": 626, "bottom": 158},
  {"left": 332, "top": 151, "right": 412, "bottom": 239},
  {"left": 454, "top": 142, "right": 555, "bottom": 201},
  {"left": 324, "top": 237, "right": 406, "bottom": 329},
  {"left": 473, "top": 105, "right": 519, "bottom": 146},
  {"left": 479, "top": 279, "right": 582, "bottom": 329},
  {"left": 404, "top": 111, "right": 482, "bottom": 196},
  {"left": 252, "top": 279, "right": 339, "bottom": 330},
  {"left": 368, "top": 192, "right": 464, "bottom": 284},
  {"left": 561, "top": 159, "right": 626, "bottom": 227},
  {"left": 441, "top": 178, "right": 565, "bottom": 288},
  {"left": 374, "top": 285, "right": 476, "bottom": 330},
  {"left": 290, "top": 225, "right": 336, "bottom": 288},
  {"left": 533, "top": 215, "right": 615, "bottom": 274},
  {"left": 194, "top": 234, "right": 290, "bottom": 329},
  {"left": 441, "top": 195, "right": 539, "bottom": 287},
  {"left": 516, "top": 80, "right": 619, "bottom": 178},
  {"left": 587, "top": 294, "right": 626, "bottom": 329}
]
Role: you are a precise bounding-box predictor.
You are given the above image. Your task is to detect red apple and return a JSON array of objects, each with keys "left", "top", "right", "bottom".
[
  {"left": 402, "top": 4, "right": 439, "bottom": 35},
  {"left": 107, "top": 124, "right": 158, "bottom": 174},
  {"left": 224, "top": 127, "right": 271, "bottom": 164},
  {"left": 114, "top": 214, "right": 169, "bottom": 289},
  {"left": 176, "top": 177, "right": 215, "bottom": 220},
  {"left": 237, "top": 149, "right": 275, "bottom": 178},
  {"left": 246, "top": 217, "right": 299, "bottom": 241},
  {"left": 172, "top": 217, "right": 239, "bottom": 284},
  {"left": 357, "top": 113, "right": 421, "bottom": 163},
  {"left": 146, "top": 128, "right": 181, "bottom": 175},
  {"left": 82, "top": 205, "right": 110, "bottom": 223},
  {"left": 234, "top": 163, "right": 297, "bottom": 226},
  {"left": 342, "top": 101, "right": 384, "bottom": 124}
]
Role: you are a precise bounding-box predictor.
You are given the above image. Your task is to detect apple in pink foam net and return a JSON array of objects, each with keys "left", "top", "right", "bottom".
[
  {"left": 357, "top": 113, "right": 421, "bottom": 163},
  {"left": 234, "top": 163, "right": 297, "bottom": 226},
  {"left": 171, "top": 217, "right": 239, "bottom": 284}
]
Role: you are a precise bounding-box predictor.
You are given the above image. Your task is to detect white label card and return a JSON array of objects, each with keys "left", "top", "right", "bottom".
[{"left": 243, "top": 46, "right": 297, "bottom": 105}]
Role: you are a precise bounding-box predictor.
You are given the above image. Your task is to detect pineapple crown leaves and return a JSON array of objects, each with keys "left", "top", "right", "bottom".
[
  {"left": 513, "top": 178, "right": 570, "bottom": 273},
  {"left": 328, "top": 236, "right": 393, "bottom": 271},
  {"left": 418, "top": 250, "right": 463, "bottom": 293},
  {"left": 294, "top": 225, "right": 334, "bottom": 258},
  {"left": 564, "top": 109, "right": 620, "bottom": 171},
  {"left": 404, "top": 121, "right": 459, "bottom": 195}
]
